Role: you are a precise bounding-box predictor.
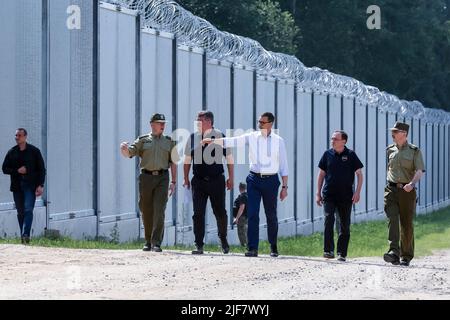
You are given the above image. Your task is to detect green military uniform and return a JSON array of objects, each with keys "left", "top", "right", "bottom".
[
  {"left": 128, "top": 114, "right": 178, "bottom": 248},
  {"left": 384, "top": 122, "right": 425, "bottom": 263}
]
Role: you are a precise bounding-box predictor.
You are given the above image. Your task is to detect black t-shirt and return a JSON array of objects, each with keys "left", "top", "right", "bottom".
[
  {"left": 185, "top": 129, "right": 231, "bottom": 179},
  {"left": 17, "top": 149, "right": 26, "bottom": 169},
  {"left": 318, "top": 147, "right": 364, "bottom": 202},
  {"left": 233, "top": 192, "right": 248, "bottom": 218}
]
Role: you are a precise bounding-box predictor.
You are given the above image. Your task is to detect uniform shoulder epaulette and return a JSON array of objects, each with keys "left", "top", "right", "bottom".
[
  {"left": 386, "top": 144, "right": 395, "bottom": 150},
  {"left": 164, "top": 135, "right": 173, "bottom": 141},
  {"left": 138, "top": 134, "right": 150, "bottom": 140},
  {"left": 408, "top": 143, "right": 418, "bottom": 150}
]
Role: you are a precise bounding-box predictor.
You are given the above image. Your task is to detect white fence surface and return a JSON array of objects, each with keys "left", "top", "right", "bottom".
[{"left": 1, "top": 0, "right": 449, "bottom": 245}]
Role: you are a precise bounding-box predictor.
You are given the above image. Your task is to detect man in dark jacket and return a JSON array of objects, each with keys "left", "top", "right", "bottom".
[{"left": 2, "top": 128, "right": 46, "bottom": 244}]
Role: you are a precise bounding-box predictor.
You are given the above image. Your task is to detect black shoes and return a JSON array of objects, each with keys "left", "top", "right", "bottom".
[
  {"left": 400, "top": 258, "right": 410, "bottom": 266},
  {"left": 220, "top": 239, "right": 230, "bottom": 254},
  {"left": 270, "top": 245, "right": 279, "bottom": 257},
  {"left": 152, "top": 245, "right": 163, "bottom": 252},
  {"left": 21, "top": 236, "right": 30, "bottom": 245},
  {"left": 245, "top": 250, "right": 258, "bottom": 257},
  {"left": 337, "top": 254, "right": 346, "bottom": 262},
  {"left": 383, "top": 252, "right": 400, "bottom": 265},
  {"left": 323, "top": 251, "right": 335, "bottom": 259},
  {"left": 192, "top": 245, "right": 204, "bottom": 255},
  {"left": 142, "top": 242, "right": 152, "bottom": 251}
]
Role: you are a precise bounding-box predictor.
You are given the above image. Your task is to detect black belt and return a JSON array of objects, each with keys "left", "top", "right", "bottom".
[
  {"left": 196, "top": 173, "right": 223, "bottom": 182},
  {"left": 142, "top": 169, "right": 168, "bottom": 176},
  {"left": 250, "top": 171, "right": 277, "bottom": 178},
  {"left": 387, "top": 181, "right": 408, "bottom": 189}
]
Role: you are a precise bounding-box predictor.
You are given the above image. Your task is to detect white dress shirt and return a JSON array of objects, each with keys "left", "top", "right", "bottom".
[{"left": 222, "top": 130, "right": 289, "bottom": 176}]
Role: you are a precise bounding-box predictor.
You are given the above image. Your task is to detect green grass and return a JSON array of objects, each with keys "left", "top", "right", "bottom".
[{"left": 1, "top": 206, "right": 450, "bottom": 258}]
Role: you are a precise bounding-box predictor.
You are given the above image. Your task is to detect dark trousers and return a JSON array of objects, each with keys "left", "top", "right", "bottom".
[
  {"left": 323, "top": 199, "right": 352, "bottom": 257},
  {"left": 384, "top": 185, "right": 416, "bottom": 261},
  {"left": 139, "top": 172, "right": 169, "bottom": 246},
  {"left": 246, "top": 173, "right": 280, "bottom": 251},
  {"left": 13, "top": 181, "right": 36, "bottom": 238},
  {"left": 191, "top": 174, "right": 228, "bottom": 247}
]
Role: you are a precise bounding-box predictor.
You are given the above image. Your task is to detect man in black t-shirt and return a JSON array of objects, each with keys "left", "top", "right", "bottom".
[
  {"left": 233, "top": 183, "right": 248, "bottom": 247},
  {"left": 183, "top": 111, "right": 234, "bottom": 254},
  {"left": 316, "top": 130, "right": 364, "bottom": 262}
]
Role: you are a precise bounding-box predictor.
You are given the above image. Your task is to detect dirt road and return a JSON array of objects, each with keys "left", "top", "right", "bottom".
[{"left": 1, "top": 244, "right": 449, "bottom": 300}]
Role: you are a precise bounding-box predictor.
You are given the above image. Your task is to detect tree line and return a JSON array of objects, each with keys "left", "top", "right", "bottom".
[{"left": 177, "top": 0, "right": 450, "bottom": 112}]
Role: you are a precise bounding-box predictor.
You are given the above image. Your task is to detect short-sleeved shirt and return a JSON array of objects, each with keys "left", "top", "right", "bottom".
[
  {"left": 386, "top": 142, "right": 425, "bottom": 183},
  {"left": 128, "top": 133, "right": 178, "bottom": 171},
  {"left": 184, "top": 129, "right": 231, "bottom": 179},
  {"left": 233, "top": 192, "right": 248, "bottom": 218},
  {"left": 318, "top": 147, "right": 364, "bottom": 202}
]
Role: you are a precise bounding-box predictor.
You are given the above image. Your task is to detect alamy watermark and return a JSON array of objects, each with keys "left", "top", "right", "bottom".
[
  {"left": 67, "top": 5, "right": 81, "bottom": 30},
  {"left": 367, "top": 5, "right": 381, "bottom": 30}
]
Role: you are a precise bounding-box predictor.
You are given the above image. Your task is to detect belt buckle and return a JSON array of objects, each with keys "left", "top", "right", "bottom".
[
  {"left": 397, "top": 183, "right": 404, "bottom": 189},
  {"left": 152, "top": 171, "right": 159, "bottom": 176}
]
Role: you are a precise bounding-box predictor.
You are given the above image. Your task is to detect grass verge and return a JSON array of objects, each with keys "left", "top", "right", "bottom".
[{"left": 1, "top": 206, "right": 449, "bottom": 258}]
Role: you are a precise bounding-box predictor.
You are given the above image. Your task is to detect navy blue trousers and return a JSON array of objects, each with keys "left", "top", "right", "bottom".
[
  {"left": 13, "top": 181, "right": 36, "bottom": 238},
  {"left": 246, "top": 173, "right": 280, "bottom": 251}
]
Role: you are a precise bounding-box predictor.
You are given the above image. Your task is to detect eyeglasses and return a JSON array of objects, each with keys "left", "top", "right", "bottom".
[
  {"left": 330, "top": 138, "right": 342, "bottom": 141},
  {"left": 258, "top": 120, "right": 272, "bottom": 125}
]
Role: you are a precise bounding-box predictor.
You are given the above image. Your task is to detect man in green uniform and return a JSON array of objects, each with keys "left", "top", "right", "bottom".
[
  {"left": 384, "top": 122, "right": 425, "bottom": 266},
  {"left": 120, "top": 113, "right": 178, "bottom": 252}
]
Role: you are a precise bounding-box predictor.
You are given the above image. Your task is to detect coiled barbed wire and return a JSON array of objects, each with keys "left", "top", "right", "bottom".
[{"left": 103, "top": 0, "right": 449, "bottom": 122}]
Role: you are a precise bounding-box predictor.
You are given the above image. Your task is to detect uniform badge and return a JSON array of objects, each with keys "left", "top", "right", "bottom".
[{"left": 342, "top": 155, "right": 348, "bottom": 162}]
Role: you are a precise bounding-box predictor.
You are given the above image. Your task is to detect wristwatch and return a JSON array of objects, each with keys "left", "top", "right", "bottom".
[{"left": 282, "top": 186, "right": 288, "bottom": 189}]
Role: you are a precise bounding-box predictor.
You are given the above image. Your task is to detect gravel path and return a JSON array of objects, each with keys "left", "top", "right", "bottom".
[{"left": 1, "top": 244, "right": 449, "bottom": 300}]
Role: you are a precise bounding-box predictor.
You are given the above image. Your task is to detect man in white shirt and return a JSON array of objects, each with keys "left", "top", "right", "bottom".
[{"left": 202, "top": 112, "right": 288, "bottom": 257}]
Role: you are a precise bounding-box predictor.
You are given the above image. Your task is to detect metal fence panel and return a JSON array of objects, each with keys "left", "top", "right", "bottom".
[
  {"left": 47, "top": 0, "right": 94, "bottom": 219},
  {"left": 0, "top": 0, "right": 44, "bottom": 210},
  {"left": 439, "top": 124, "right": 445, "bottom": 203},
  {"left": 98, "top": 5, "right": 138, "bottom": 221},
  {"left": 329, "top": 95, "right": 342, "bottom": 134},
  {"left": 433, "top": 125, "right": 439, "bottom": 205},
  {"left": 354, "top": 100, "right": 367, "bottom": 216},
  {"left": 377, "top": 109, "right": 387, "bottom": 212},
  {"left": 312, "top": 93, "right": 328, "bottom": 229},
  {"left": 426, "top": 124, "right": 433, "bottom": 208},
  {"left": 367, "top": 105, "right": 377, "bottom": 213},
  {"left": 276, "top": 80, "right": 296, "bottom": 225},
  {"left": 297, "top": 91, "right": 313, "bottom": 224}
]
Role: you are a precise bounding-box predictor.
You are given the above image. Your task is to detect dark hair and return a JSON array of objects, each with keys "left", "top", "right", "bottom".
[
  {"left": 334, "top": 130, "right": 348, "bottom": 142},
  {"left": 261, "top": 112, "right": 275, "bottom": 123},
  {"left": 239, "top": 183, "right": 247, "bottom": 190},
  {"left": 17, "top": 128, "right": 28, "bottom": 136},
  {"left": 197, "top": 110, "right": 214, "bottom": 125}
]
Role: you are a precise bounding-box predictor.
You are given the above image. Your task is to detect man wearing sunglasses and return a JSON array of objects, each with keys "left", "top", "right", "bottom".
[
  {"left": 202, "top": 112, "right": 288, "bottom": 258},
  {"left": 316, "top": 130, "right": 364, "bottom": 262}
]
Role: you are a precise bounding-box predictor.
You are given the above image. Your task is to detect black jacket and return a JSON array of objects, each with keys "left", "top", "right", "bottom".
[{"left": 2, "top": 144, "right": 46, "bottom": 192}]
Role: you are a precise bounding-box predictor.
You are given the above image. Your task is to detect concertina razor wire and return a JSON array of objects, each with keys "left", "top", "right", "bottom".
[{"left": 103, "top": 0, "right": 450, "bottom": 124}]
